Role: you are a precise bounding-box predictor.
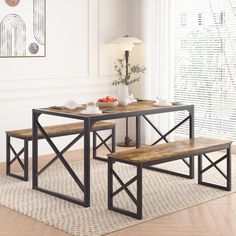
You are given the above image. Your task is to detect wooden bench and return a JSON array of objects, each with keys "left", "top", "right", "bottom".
[
  {"left": 6, "top": 121, "right": 116, "bottom": 181},
  {"left": 107, "top": 137, "right": 232, "bottom": 220}
]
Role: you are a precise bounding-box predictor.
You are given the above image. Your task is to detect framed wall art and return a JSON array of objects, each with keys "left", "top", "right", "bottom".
[{"left": 0, "top": 0, "right": 46, "bottom": 57}]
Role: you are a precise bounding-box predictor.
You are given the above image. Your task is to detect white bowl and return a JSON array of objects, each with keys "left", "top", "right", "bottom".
[{"left": 96, "top": 101, "right": 119, "bottom": 108}]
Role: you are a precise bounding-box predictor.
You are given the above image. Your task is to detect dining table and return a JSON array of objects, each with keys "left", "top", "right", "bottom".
[{"left": 32, "top": 100, "right": 194, "bottom": 207}]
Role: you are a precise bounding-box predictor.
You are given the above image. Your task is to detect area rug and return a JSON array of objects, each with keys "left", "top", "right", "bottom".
[{"left": 0, "top": 157, "right": 235, "bottom": 236}]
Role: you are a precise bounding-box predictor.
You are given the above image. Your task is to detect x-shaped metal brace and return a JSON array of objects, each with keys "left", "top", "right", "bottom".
[
  {"left": 142, "top": 115, "right": 190, "bottom": 146},
  {"left": 112, "top": 169, "right": 138, "bottom": 206},
  {"left": 6, "top": 135, "right": 29, "bottom": 181},
  {"left": 95, "top": 132, "right": 112, "bottom": 153},
  {"left": 142, "top": 115, "right": 194, "bottom": 179},
  {"left": 201, "top": 154, "right": 227, "bottom": 179},
  {"left": 93, "top": 126, "right": 116, "bottom": 162},
  {"left": 198, "top": 148, "right": 231, "bottom": 191},
  {"left": 35, "top": 120, "right": 85, "bottom": 193},
  {"left": 9, "top": 144, "right": 25, "bottom": 170},
  {"left": 108, "top": 160, "right": 143, "bottom": 219}
]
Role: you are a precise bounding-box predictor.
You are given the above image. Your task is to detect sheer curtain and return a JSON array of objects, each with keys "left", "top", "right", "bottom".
[
  {"left": 142, "top": 0, "right": 236, "bottom": 144},
  {"left": 142, "top": 0, "right": 172, "bottom": 144},
  {"left": 172, "top": 0, "right": 236, "bottom": 141}
]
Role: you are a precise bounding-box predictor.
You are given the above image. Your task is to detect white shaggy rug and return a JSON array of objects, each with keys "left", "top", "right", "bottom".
[{"left": 0, "top": 157, "right": 235, "bottom": 236}]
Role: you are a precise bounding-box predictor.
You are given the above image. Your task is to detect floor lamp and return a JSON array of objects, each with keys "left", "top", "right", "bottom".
[{"left": 111, "top": 35, "right": 142, "bottom": 147}]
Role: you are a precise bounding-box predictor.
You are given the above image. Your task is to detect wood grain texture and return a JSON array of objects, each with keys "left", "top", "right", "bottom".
[
  {"left": 108, "top": 137, "right": 232, "bottom": 164},
  {"left": 40, "top": 100, "right": 190, "bottom": 118},
  {"left": 6, "top": 121, "right": 115, "bottom": 140}
]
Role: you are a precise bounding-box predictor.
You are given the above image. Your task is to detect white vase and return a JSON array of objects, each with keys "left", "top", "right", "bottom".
[{"left": 118, "top": 84, "right": 129, "bottom": 106}]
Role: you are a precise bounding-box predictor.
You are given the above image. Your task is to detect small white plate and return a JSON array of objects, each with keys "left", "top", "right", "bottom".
[
  {"left": 80, "top": 110, "right": 102, "bottom": 115},
  {"left": 153, "top": 102, "right": 172, "bottom": 107},
  {"left": 171, "top": 101, "right": 182, "bottom": 106},
  {"left": 64, "top": 100, "right": 82, "bottom": 109},
  {"left": 129, "top": 98, "right": 137, "bottom": 104}
]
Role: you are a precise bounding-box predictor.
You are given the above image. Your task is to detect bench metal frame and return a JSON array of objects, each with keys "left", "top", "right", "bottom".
[
  {"left": 198, "top": 147, "right": 231, "bottom": 191},
  {"left": 93, "top": 126, "right": 116, "bottom": 162},
  {"left": 6, "top": 123, "right": 115, "bottom": 183},
  {"left": 108, "top": 143, "right": 231, "bottom": 219},
  {"left": 6, "top": 135, "right": 28, "bottom": 181}
]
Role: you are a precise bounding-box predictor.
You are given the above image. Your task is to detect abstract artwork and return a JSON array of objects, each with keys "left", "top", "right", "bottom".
[{"left": 0, "top": 0, "right": 46, "bottom": 57}]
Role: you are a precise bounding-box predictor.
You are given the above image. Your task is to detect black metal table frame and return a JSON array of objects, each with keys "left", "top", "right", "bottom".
[{"left": 32, "top": 104, "right": 194, "bottom": 207}]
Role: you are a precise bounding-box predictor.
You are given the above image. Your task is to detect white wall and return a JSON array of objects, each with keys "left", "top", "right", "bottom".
[{"left": 0, "top": 0, "right": 129, "bottom": 161}]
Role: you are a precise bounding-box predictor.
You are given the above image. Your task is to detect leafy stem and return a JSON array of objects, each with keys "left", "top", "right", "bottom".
[{"left": 112, "top": 58, "right": 146, "bottom": 86}]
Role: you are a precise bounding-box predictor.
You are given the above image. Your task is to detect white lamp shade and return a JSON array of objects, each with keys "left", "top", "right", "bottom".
[
  {"left": 120, "top": 42, "right": 134, "bottom": 51},
  {"left": 111, "top": 35, "right": 142, "bottom": 51}
]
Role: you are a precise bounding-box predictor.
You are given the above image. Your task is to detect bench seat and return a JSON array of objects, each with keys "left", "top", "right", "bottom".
[
  {"left": 108, "top": 137, "right": 231, "bottom": 164},
  {"left": 6, "top": 121, "right": 116, "bottom": 181},
  {"left": 6, "top": 121, "right": 114, "bottom": 140},
  {"left": 107, "top": 137, "right": 232, "bottom": 220}
]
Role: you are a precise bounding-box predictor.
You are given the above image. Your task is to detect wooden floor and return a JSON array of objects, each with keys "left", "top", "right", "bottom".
[{"left": 1, "top": 149, "right": 236, "bottom": 236}]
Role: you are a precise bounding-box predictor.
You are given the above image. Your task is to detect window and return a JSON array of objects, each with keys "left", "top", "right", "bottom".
[
  {"left": 172, "top": 0, "right": 236, "bottom": 140},
  {"left": 198, "top": 13, "right": 203, "bottom": 25},
  {"left": 180, "top": 13, "right": 188, "bottom": 27}
]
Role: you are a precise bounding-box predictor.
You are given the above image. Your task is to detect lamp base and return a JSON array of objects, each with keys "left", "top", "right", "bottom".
[{"left": 117, "top": 137, "right": 136, "bottom": 147}]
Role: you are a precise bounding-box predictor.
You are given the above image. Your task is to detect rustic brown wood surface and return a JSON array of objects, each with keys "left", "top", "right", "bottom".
[
  {"left": 6, "top": 121, "right": 115, "bottom": 140},
  {"left": 40, "top": 100, "right": 188, "bottom": 118},
  {"left": 108, "top": 137, "right": 232, "bottom": 164}
]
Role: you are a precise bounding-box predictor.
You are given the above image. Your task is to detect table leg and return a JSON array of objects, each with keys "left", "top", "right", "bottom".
[
  {"left": 84, "top": 117, "right": 91, "bottom": 207},
  {"left": 136, "top": 116, "right": 141, "bottom": 148},
  {"left": 32, "top": 110, "right": 39, "bottom": 189},
  {"left": 32, "top": 115, "right": 87, "bottom": 206},
  {"left": 189, "top": 105, "right": 195, "bottom": 179}
]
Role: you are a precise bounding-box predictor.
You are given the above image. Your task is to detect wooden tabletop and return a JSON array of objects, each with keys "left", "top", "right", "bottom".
[{"left": 34, "top": 100, "right": 193, "bottom": 120}]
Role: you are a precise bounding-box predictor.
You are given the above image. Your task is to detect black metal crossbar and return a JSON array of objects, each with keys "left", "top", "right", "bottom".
[
  {"left": 112, "top": 175, "right": 138, "bottom": 198},
  {"left": 93, "top": 126, "right": 116, "bottom": 162},
  {"left": 152, "top": 116, "right": 190, "bottom": 146},
  {"left": 6, "top": 135, "right": 28, "bottom": 181},
  {"left": 142, "top": 115, "right": 194, "bottom": 179},
  {"left": 108, "top": 160, "right": 142, "bottom": 219},
  {"left": 96, "top": 132, "right": 112, "bottom": 153},
  {"left": 182, "top": 158, "right": 190, "bottom": 167},
  {"left": 112, "top": 169, "right": 138, "bottom": 205},
  {"left": 37, "top": 133, "right": 84, "bottom": 177},
  {"left": 9, "top": 145, "right": 24, "bottom": 169},
  {"left": 198, "top": 149, "right": 231, "bottom": 191},
  {"left": 142, "top": 116, "right": 168, "bottom": 143},
  {"left": 201, "top": 154, "right": 227, "bottom": 177},
  {"left": 35, "top": 120, "right": 85, "bottom": 193}
]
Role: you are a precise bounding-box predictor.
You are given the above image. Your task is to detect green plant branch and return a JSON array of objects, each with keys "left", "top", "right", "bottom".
[{"left": 112, "top": 58, "right": 146, "bottom": 86}]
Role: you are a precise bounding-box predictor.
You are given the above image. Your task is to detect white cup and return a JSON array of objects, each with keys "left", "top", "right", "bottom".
[
  {"left": 119, "top": 98, "right": 129, "bottom": 106},
  {"left": 65, "top": 100, "right": 79, "bottom": 109},
  {"left": 92, "top": 106, "right": 99, "bottom": 112},
  {"left": 87, "top": 103, "right": 99, "bottom": 113},
  {"left": 158, "top": 97, "right": 168, "bottom": 105}
]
